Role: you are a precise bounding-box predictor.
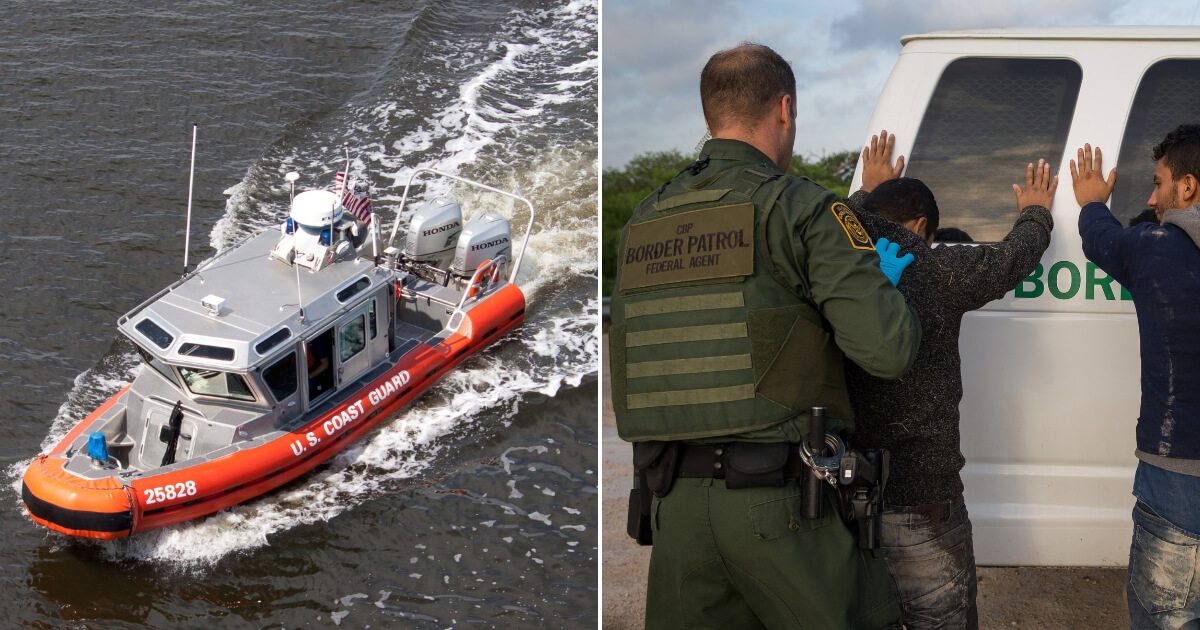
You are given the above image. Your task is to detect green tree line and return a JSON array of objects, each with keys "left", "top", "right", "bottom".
[{"left": 602, "top": 149, "right": 859, "bottom": 295}]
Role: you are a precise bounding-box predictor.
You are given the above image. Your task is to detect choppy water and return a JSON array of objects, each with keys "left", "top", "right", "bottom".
[{"left": 0, "top": 1, "right": 598, "bottom": 626}]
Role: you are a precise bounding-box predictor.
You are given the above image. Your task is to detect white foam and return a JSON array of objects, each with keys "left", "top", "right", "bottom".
[{"left": 339, "top": 593, "right": 368, "bottom": 607}]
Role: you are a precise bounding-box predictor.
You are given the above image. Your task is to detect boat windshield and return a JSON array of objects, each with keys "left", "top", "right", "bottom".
[
  {"left": 136, "top": 346, "right": 179, "bottom": 387},
  {"left": 178, "top": 367, "right": 256, "bottom": 402}
]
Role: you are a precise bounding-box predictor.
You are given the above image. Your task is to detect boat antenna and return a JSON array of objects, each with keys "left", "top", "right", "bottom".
[
  {"left": 333, "top": 144, "right": 350, "bottom": 244},
  {"left": 286, "top": 171, "right": 299, "bottom": 204},
  {"left": 284, "top": 171, "right": 304, "bottom": 322},
  {"left": 294, "top": 259, "right": 305, "bottom": 323},
  {"left": 182, "top": 124, "right": 197, "bottom": 277},
  {"left": 341, "top": 144, "right": 351, "bottom": 191},
  {"left": 360, "top": 158, "right": 378, "bottom": 260}
]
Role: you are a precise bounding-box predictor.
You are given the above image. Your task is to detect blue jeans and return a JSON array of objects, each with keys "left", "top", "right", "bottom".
[
  {"left": 1128, "top": 500, "right": 1200, "bottom": 629},
  {"left": 878, "top": 495, "right": 978, "bottom": 630}
]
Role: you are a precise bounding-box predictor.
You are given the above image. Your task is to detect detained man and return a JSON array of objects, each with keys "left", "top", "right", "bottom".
[
  {"left": 844, "top": 131, "right": 1056, "bottom": 629},
  {"left": 1073, "top": 126, "right": 1200, "bottom": 628}
]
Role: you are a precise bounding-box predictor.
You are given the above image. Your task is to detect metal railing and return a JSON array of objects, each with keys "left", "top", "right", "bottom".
[{"left": 445, "top": 254, "right": 509, "bottom": 334}]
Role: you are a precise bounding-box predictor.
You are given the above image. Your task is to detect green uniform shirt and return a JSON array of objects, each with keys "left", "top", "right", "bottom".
[{"left": 611, "top": 138, "right": 920, "bottom": 443}]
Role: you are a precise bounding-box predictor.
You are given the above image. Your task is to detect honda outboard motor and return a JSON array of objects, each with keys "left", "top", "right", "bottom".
[
  {"left": 403, "top": 198, "right": 463, "bottom": 270},
  {"left": 452, "top": 213, "right": 512, "bottom": 277}
]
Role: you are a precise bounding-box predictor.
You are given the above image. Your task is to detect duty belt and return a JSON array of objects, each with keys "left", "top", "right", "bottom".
[
  {"left": 627, "top": 407, "right": 890, "bottom": 551},
  {"left": 676, "top": 442, "right": 807, "bottom": 488}
]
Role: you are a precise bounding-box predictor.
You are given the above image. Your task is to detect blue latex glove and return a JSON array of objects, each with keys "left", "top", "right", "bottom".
[{"left": 875, "top": 237, "right": 914, "bottom": 286}]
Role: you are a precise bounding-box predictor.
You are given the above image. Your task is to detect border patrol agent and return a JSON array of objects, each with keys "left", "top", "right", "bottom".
[{"left": 610, "top": 44, "right": 921, "bottom": 629}]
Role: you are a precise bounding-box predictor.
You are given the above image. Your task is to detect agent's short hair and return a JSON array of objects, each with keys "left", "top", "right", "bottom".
[
  {"left": 700, "top": 43, "right": 795, "bottom": 133},
  {"left": 1153, "top": 124, "right": 1200, "bottom": 182},
  {"left": 862, "top": 177, "right": 940, "bottom": 239}
]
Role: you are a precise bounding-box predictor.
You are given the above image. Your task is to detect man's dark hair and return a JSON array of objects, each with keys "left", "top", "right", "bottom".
[
  {"left": 1152, "top": 124, "right": 1200, "bottom": 182},
  {"left": 862, "top": 177, "right": 940, "bottom": 238},
  {"left": 934, "top": 227, "right": 973, "bottom": 243},
  {"left": 700, "top": 43, "right": 795, "bottom": 133}
]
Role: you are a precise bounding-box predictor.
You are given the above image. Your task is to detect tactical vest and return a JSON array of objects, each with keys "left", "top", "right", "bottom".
[{"left": 610, "top": 166, "right": 853, "bottom": 442}]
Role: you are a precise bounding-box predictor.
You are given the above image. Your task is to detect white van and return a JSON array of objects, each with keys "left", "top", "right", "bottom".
[{"left": 855, "top": 26, "right": 1200, "bottom": 566}]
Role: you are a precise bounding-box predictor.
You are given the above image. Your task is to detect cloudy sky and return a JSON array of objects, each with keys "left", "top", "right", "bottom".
[{"left": 601, "top": 0, "right": 1200, "bottom": 169}]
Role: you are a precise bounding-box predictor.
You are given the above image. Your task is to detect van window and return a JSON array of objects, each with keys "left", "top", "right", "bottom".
[
  {"left": 1111, "top": 59, "right": 1200, "bottom": 225},
  {"left": 905, "top": 58, "right": 1082, "bottom": 242}
]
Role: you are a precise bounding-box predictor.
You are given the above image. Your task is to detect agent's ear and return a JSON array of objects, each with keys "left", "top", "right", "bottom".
[{"left": 778, "top": 93, "right": 794, "bottom": 127}]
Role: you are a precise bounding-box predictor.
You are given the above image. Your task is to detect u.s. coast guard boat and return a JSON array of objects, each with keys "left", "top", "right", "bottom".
[{"left": 22, "top": 164, "right": 530, "bottom": 539}]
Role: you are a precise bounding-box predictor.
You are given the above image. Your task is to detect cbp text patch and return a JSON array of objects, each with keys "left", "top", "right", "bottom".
[{"left": 620, "top": 203, "right": 754, "bottom": 291}]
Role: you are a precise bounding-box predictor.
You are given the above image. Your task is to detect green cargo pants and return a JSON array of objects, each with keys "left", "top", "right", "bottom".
[{"left": 645, "top": 476, "right": 902, "bottom": 629}]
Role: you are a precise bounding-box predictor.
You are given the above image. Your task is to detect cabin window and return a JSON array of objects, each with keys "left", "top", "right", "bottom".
[
  {"left": 262, "top": 351, "right": 298, "bottom": 403},
  {"left": 135, "top": 319, "right": 174, "bottom": 349},
  {"left": 368, "top": 299, "right": 377, "bottom": 339},
  {"left": 136, "top": 346, "right": 179, "bottom": 387},
  {"left": 904, "top": 57, "right": 1082, "bottom": 242},
  {"left": 336, "top": 276, "right": 371, "bottom": 303},
  {"left": 339, "top": 315, "right": 366, "bottom": 362},
  {"left": 1111, "top": 59, "right": 1200, "bottom": 226},
  {"left": 179, "top": 343, "right": 235, "bottom": 362},
  {"left": 255, "top": 327, "right": 292, "bottom": 355},
  {"left": 178, "top": 367, "right": 256, "bottom": 402}
]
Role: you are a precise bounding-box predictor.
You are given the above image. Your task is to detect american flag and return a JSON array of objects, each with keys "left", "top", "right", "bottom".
[
  {"left": 340, "top": 177, "right": 373, "bottom": 225},
  {"left": 334, "top": 171, "right": 346, "bottom": 198}
]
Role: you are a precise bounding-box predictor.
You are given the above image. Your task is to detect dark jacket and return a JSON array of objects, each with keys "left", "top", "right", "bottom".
[
  {"left": 1080, "top": 201, "right": 1200, "bottom": 468},
  {"left": 845, "top": 192, "right": 1053, "bottom": 506}
]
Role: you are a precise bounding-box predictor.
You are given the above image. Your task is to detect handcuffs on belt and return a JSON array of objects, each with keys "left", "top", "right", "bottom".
[
  {"left": 798, "top": 433, "right": 846, "bottom": 486},
  {"left": 799, "top": 407, "right": 889, "bottom": 550}
]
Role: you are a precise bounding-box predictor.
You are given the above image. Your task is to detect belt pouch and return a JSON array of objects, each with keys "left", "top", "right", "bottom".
[
  {"left": 725, "top": 442, "right": 789, "bottom": 489},
  {"left": 627, "top": 468, "right": 653, "bottom": 546},
  {"left": 636, "top": 440, "right": 682, "bottom": 498},
  {"left": 627, "top": 440, "right": 682, "bottom": 546}
]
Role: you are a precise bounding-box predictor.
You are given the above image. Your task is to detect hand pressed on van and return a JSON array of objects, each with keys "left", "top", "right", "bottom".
[
  {"left": 1070, "top": 143, "right": 1117, "bottom": 206},
  {"left": 1012, "top": 159, "right": 1058, "bottom": 211},
  {"left": 860, "top": 129, "right": 905, "bottom": 192}
]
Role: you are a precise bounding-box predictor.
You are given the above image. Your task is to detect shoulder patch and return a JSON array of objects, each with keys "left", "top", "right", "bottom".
[{"left": 830, "top": 202, "right": 873, "bottom": 251}]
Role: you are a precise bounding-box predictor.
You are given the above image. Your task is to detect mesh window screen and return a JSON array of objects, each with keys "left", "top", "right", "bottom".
[
  {"left": 1112, "top": 59, "right": 1200, "bottom": 225},
  {"left": 905, "top": 58, "right": 1081, "bottom": 242}
]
